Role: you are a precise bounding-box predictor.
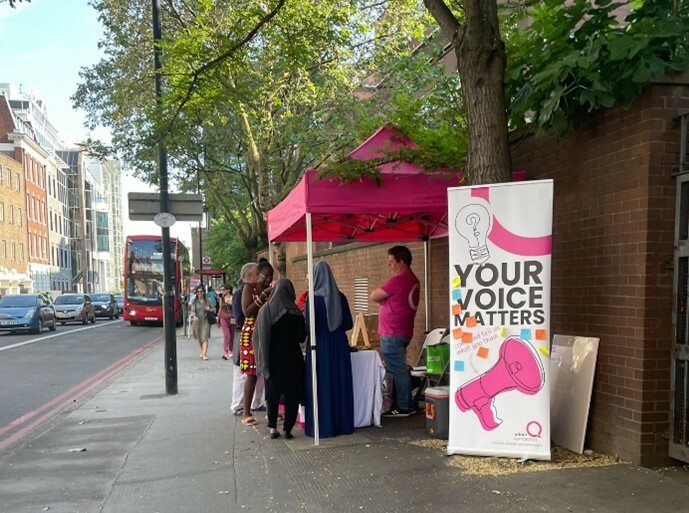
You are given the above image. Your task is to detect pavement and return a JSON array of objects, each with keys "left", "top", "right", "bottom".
[{"left": 2, "top": 328, "right": 689, "bottom": 513}]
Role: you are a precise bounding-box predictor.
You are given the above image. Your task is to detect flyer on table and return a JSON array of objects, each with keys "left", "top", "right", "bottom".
[{"left": 447, "top": 180, "right": 553, "bottom": 460}]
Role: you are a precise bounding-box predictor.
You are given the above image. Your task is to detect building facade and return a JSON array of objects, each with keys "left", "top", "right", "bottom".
[
  {"left": 102, "top": 160, "right": 123, "bottom": 292},
  {"left": 0, "top": 152, "right": 29, "bottom": 295}
]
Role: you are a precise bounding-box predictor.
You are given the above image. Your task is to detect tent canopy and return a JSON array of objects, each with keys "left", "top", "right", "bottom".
[{"left": 267, "top": 126, "right": 462, "bottom": 243}]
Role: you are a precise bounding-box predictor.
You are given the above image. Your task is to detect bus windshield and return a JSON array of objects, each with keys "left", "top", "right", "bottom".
[{"left": 126, "top": 239, "right": 172, "bottom": 304}]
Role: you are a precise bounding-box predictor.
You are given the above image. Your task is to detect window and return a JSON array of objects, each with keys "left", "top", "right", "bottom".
[
  {"left": 0, "top": 164, "right": 3, "bottom": 183},
  {"left": 15, "top": 172, "right": 19, "bottom": 191},
  {"left": 0, "top": 240, "right": 6, "bottom": 259},
  {"left": 5, "top": 169, "right": 10, "bottom": 188},
  {"left": 0, "top": 201, "right": 3, "bottom": 222},
  {"left": 18, "top": 243, "right": 24, "bottom": 261},
  {"left": 10, "top": 241, "right": 15, "bottom": 261},
  {"left": 8, "top": 205, "right": 13, "bottom": 225},
  {"left": 17, "top": 208, "right": 22, "bottom": 226}
]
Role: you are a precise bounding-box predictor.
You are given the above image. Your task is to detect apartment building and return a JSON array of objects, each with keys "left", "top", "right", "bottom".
[
  {"left": 102, "top": 159, "right": 123, "bottom": 292},
  {"left": 0, "top": 152, "right": 29, "bottom": 295},
  {"left": 0, "top": 95, "right": 50, "bottom": 292},
  {"left": 46, "top": 154, "right": 72, "bottom": 291}
]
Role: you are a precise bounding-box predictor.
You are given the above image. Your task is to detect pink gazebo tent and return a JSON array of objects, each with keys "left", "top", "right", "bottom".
[{"left": 266, "top": 125, "right": 462, "bottom": 444}]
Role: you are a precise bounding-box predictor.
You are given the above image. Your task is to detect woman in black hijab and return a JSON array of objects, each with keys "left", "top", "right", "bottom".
[{"left": 254, "top": 278, "right": 306, "bottom": 439}]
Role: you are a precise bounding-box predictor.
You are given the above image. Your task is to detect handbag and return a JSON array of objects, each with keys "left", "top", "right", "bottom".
[
  {"left": 232, "top": 329, "right": 241, "bottom": 366},
  {"left": 206, "top": 311, "right": 217, "bottom": 325}
]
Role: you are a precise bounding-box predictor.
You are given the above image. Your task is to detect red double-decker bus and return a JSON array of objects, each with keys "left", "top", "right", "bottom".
[{"left": 122, "top": 235, "right": 190, "bottom": 326}]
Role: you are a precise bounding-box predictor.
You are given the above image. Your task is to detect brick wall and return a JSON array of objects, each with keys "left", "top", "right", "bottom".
[
  {"left": 285, "top": 240, "right": 448, "bottom": 365},
  {"left": 510, "top": 83, "right": 685, "bottom": 465},
  {"left": 282, "top": 82, "right": 685, "bottom": 465},
  {"left": 0, "top": 152, "right": 28, "bottom": 275}
]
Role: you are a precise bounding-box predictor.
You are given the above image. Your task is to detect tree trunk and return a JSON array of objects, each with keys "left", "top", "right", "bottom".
[{"left": 424, "top": 0, "right": 512, "bottom": 185}]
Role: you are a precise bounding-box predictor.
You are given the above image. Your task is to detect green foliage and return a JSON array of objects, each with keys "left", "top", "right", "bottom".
[
  {"left": 205, "top": 215, "right": 250, "bottom": 283},
  {"left": 320, "top": 35, "right": 468, "bottom": 182},
  {"left": 506, "top": 0, "right": 689, "bottom": 134}
]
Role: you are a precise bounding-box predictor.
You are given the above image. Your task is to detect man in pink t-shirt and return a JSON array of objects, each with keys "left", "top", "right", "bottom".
[{"left": 370, "top": 246, "right": 420, "bottom": 417}]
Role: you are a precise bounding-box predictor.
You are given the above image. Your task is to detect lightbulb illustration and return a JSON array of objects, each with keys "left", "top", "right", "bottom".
[{"left": 455, "top": 204, "right": 492, "bottom": 264}]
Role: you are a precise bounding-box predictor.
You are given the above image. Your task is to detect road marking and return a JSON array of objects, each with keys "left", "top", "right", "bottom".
[
  {"left": 0, "top": 320, "right": 123, "bottom": 352},
  {"left": 0, "top": 335, "right": 163, "bottom": 450}
]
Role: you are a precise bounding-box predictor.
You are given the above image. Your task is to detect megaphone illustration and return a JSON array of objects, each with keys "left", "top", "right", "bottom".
[{"left": 455, "top": 336, "right": 545, "bottom": 431}]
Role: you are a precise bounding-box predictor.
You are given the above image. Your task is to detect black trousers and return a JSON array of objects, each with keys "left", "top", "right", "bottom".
[{"left": 266, "top": 385, "right": 300, "bottom": 432}]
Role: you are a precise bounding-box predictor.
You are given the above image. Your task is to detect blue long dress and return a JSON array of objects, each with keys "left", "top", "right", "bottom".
[{"left": 304, "top": 293, "right": 354, "bottom": 438}]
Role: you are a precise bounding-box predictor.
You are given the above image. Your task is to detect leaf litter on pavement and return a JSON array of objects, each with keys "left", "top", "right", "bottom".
[{"left": 411, "top": 440, "right": 621, "bottom": 476}]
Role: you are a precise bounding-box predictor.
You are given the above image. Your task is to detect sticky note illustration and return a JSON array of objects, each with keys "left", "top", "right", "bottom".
[
  {"left": 454, "top": 360, "right": 465, "bottom": 372},
  {"left": 461, "top": 332, "right": 473, "bottom": 343},
  {"left": 539, "top": 346, "right": 550, "bottom": 357},
  {"left": 466, "top": 316, "right": 477, "bottom": 328},
  {"left": 535, "top": 329, "right": 548, "bottom": 341},
  {"left": 452, "top": 289, "right": 462, "bottom": 301},
  {"left": 477, "top": 347, "right": 489, "bottom": 359},
  {"left": 452, "top": 304, "right": 462, "bottom": 316},
  {"left": 452, "top": 276, "right": 461, "bottom": 288},
  {"left": 452, "top": 328, "right": 463, "bottom": 340},
  {"left": 499, "top": 326, "right": 506, "bottom": 337},
  {"left": 520, "top": 328, "right": 532, "bottom": 340}
]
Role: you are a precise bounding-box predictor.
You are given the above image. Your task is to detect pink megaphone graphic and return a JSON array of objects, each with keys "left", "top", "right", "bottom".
[{"left": 455, "top": 336, "right": 545, "bottom": 431}]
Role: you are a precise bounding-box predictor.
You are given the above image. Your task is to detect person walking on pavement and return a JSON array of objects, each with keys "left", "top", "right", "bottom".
[
  {"left": 219, "top": 285, "right": 235, "bottom": 360},
  {"left": 371, "top": 246, "right": 420, "bottom": 417},
  {"left": 191, "top": 286, "right": 213, "bottom": 360},
  {"left": 304, "top": 261, "right": 355, "bottom": 438},
  {"left": 207, "top": 285, "right": 218, "bottom": 312},
  {"left": 254, "top": 278, "right": 306, "bottom": 440},
  {"left": 239, "top": 260, "right": 274, "bottom": 426},
  {"left": 231, "top": 264, "right": 265, "bottom": 416}
]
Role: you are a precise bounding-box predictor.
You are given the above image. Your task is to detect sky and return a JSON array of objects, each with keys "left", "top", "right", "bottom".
[{"left": 0, "top": 0, "right": 194, "bottom": 248}]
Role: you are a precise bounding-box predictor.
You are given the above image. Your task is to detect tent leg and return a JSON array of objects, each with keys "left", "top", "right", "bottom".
[
  {"left": 306, "top": 213, "right": 319, "bottom": 446},
  {"left": 268, "top": 241, "right": 273, "bottom": 268},
  {"left": 424, "top": 239, "right": 430, "bottom": 333}
]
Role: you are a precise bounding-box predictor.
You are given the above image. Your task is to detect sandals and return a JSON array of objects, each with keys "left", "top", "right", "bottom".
[{"left": 241, "top": 417, "right": 257, "bottom": 426}]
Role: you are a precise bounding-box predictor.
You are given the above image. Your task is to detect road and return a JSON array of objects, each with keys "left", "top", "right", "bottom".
[{"left": 0, "top": 320, "right": 163, "bottom": 453}]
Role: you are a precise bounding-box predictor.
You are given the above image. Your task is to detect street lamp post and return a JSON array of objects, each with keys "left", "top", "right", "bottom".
[{"left": 152, "top": 0, "right": 178, "bottom": 395}]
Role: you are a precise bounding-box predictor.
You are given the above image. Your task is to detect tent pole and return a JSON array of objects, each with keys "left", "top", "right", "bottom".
[
  {"left": 268, "top": 241, "right": 273, "bottom": 268},
  {"left": 306, "top": 213, "right": 319, "bottom": 445},
  {"left": 424, "top": 239, "right": 430, "bottom": 332}
]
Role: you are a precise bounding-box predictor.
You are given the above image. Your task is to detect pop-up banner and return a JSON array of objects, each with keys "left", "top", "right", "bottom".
[{"left": 447, "top": 180, "right": 553, "bottom": 460}]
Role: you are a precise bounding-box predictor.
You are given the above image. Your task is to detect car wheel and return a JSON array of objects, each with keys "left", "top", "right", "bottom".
[
  {"left": 131, "top": 321, "right": 139, "bottom": 326},
  {"left": 33, "top": 318, "right": 43, "bottom": 334},
  {"left": 60, "top": 322, "right": 66, "bottom": 325}
]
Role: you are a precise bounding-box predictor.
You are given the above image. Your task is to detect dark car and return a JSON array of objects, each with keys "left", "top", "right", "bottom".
[
  {"left": 53, "top": 293, "right": 96, "bottom": 325},
  {"left": 114, "top": 294, "right": 124, "bottom": 315},
  {"left": 91, "top": 293, "right": 120, "bottom": 319},
  {"left": 0, "top": 294, "right": 57, "bottom": 334}
]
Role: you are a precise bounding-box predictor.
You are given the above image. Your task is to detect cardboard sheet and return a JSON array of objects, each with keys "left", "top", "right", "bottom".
[{"left": 550, "top": 335, "right": 600, "bottom": 454}]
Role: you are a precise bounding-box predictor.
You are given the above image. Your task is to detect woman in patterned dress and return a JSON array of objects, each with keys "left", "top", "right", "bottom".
[{"left": 240, "top": 260, "right": 274, "bottom": 426}]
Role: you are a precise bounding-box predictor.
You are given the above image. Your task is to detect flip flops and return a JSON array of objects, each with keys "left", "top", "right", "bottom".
[{"left": 241, "top": 416, "right": 257, "bottom": 426}]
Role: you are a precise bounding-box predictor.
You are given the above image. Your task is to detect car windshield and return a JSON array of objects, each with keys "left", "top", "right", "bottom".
[
  {"left": 54, "top": 295, "right": 84, "bottom": 305},
  {"left": 114, "top": 295, "right": 124, "bottom": 303},
  {"left": 0, "top": 295, "right": 36, "bottom": 308},
  {"left": 91, "top": 294, "right": 111, "bottom": 301}
]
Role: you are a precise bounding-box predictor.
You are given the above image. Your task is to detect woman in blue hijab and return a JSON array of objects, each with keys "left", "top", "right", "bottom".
[{"left": 304, "top": 261, "right": 354, "bottom": 438}]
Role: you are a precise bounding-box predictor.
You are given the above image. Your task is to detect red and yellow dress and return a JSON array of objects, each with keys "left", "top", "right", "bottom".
[{"left": 239, "top": 288, "right": 258, "bottom": 376}]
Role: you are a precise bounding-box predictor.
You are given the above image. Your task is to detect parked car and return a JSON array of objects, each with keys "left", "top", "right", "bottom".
[
  {"left": 53, "top": 293, "right": 96, "bottom": 325},
  {"left": 91, "top": 293, "right": 120, "bottom": 319},
  {"left": 114, "top": 294, "right": 124, "bottom": 315},
  {"left": 0, "top": 294, "right": 57, "bottom": 334}
]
